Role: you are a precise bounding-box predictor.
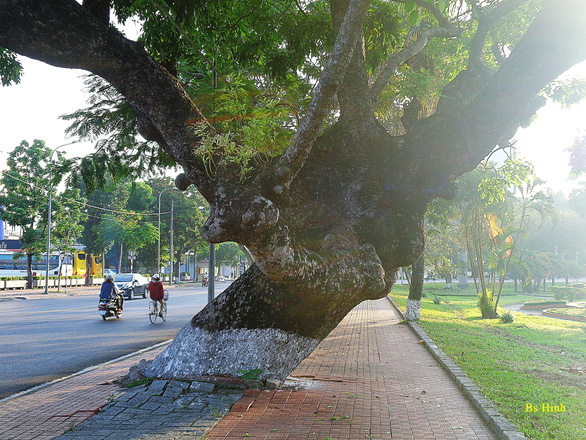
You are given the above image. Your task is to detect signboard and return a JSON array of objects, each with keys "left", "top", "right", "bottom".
[{"left": 0, "top": 240, "right": 23, "bottom": 251}]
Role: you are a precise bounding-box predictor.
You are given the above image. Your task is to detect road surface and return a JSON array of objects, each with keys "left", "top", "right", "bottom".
[{"left": 0, "top": 282, "right": 229, "bottom": 399}]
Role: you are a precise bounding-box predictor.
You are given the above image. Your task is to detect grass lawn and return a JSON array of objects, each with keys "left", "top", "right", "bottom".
[
  {"left": 546, "top": 307, "right": 586, "bottom": 318},
  {"left": 389, "top": 283, "right": 586, "bottom": 440}
]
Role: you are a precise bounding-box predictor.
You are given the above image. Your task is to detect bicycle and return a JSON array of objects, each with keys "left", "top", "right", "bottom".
[{"left": 149, "top": 298, "right": 167, "bottom": 324}]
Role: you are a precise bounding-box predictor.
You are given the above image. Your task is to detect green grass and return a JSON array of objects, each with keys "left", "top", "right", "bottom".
[
  {"left": 547, "top": 307, "right": 586, "bottom": 318},
  {"left": 390, "top": 284, "right": 586, "bottom": 440}
]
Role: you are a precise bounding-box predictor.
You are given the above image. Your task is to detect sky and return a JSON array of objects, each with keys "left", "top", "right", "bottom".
[{"left": 1, "top": 55, "right": 586, "bottom": 196}]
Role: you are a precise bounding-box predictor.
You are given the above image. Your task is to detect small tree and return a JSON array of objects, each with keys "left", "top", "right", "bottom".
[
  {"left": 102, "top": 213, "right": 158, "bottom": 272},
  {"left": 215, "top": 242, "right": 245, "bottom": 277},
  {"left": 0, "top": 140, "right": 75, "bottom": 287},
  {"left": 459, "top": 157, "right": 553, "bottom": 318}
]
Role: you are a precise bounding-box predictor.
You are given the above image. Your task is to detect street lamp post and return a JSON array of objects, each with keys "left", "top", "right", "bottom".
[
  {"left": 44, "top": 140, "right": 79, "bottom": 294},
  {"left": 158, "top": 187, "right": 177, "bottom": 281},
  {"left": 198, "top": 205, "right": 215, "bottom": 303},
  {"left": 169, "top": 199, "right": 174, "bottom": 286}
]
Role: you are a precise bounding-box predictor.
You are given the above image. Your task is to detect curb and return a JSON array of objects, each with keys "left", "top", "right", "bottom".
[{"left": 386, "top": 296, "right": 527, "bottom": 440}]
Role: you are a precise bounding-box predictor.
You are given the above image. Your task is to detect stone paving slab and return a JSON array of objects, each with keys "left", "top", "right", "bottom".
[
  {"left": 0, "top": 346, "right": 167, "bottom": 440},
  {"left": 58, "top": 379, "right": 242, "bottom": 440}
]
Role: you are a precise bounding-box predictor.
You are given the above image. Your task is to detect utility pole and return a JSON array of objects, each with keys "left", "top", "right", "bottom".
[
  {"left": 208, "top": 58, "right": 217, "bottom": 303},
  {"left": 169, "top": 199, "right": 174, "bottom": 286},
  {"left": 208, "top": 243, "right": 215, "bottom": 304}
]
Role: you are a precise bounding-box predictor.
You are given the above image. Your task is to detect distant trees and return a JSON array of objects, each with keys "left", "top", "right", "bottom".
[
  {"left": 0, "top": 140, "right": 87, "bottom": 287},
  {"left": 0, "top": 141, "right": 211, "bottom": 280},
  {"left": 411, "top": 156, "right": 574, "bottom": 319}
]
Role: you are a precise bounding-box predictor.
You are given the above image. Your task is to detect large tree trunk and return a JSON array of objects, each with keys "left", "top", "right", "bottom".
[{"left": 2, "top": 0, "right": 586, "bottom": 381}]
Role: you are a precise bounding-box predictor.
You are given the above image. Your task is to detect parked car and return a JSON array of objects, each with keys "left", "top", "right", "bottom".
[
  {"left": 114, "top": 273, "right": 149, "bottom": 299},
  {"left": 104, "top": 269, "right": 116, "bottom": 277}
]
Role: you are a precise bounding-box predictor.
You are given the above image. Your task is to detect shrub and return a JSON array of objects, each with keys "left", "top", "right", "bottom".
[
  {"left": 478, "top": 292, "right": 498, "bottom": 319},
  {"left": 523, "top": 300, "right": 566, "bottom": 307},
  {"left": 500, "top": 312, "right": 515, "bottom": 323},
  {"left": 548, "top": 283, "right": 586, "bottom": 302}
]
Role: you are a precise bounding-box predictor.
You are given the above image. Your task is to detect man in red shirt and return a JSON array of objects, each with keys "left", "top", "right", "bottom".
[{"left": 148, "top": 274, "right": 165, "bottom": 316}]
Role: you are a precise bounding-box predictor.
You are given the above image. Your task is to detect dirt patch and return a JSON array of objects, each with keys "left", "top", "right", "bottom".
[
  {"left": 528, "top": 368, "right": 586, "bottom": 391},
  {"left": 484, "top": 326, "right": 569, "bottom": 356}
]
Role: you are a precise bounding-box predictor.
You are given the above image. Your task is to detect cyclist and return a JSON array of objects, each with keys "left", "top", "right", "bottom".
[
  {"left": 100, "top": 274, "right": 124, "bottom": 311},
  {"left": 148, "top": 274, "right": 165, "bottom": 317}
]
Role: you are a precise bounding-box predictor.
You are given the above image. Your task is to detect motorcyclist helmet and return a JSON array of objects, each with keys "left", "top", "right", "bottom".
[
  {"left": 152, "top": 274, "right": 160, "bottom": 281},
  {"left": 105, "top": 274, "right": 114, "bottom": 282}
]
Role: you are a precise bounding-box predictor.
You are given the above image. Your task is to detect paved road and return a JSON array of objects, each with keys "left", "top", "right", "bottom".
[{"left": 0, "top": 282, "right": 230, "bottom": 399}]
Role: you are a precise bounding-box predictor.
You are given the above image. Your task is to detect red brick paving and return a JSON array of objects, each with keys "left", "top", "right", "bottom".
[
  {"left": 205, "top": 299, "right": 497, "bottom": 440},
  {"left": 0, "top": 346, "right": 166, "bottom": 440}
]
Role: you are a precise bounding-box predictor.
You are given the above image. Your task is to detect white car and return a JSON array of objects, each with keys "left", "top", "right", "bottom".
[{"left": 114, "top": 273, "right": 149, "bottom": 299}]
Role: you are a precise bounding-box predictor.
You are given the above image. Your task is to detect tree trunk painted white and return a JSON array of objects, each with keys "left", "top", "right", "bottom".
[
  {"left": 145, "top": 325, "right": 319, "bottom": 380},
  {"left": 457, "top": 275, "right": 469, "bottom": 289},
  {"left": 405, "top": 299, "right": 422, "bottom": 321}
]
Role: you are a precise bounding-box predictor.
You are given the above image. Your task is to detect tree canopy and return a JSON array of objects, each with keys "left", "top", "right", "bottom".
[{"left": 0, "top": 139, "right": 87, "bottom": 286}]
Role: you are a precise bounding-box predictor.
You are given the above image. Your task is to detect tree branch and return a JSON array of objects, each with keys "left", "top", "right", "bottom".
[
  {"left": 267, "top": 0, "right": 372, "bottom": 193},
  {"left": 407, "top": 0, "right": 586, "bottom": 192},
  {"left": 0, "top": 0, "right": 216, "bottom": 197},
  {"left": 468, "top": 0, "right": 527, "bottom": 69},
  {"left": 370, "top": 27, "right": 461, "bottom": 100},
  {"left": 370, "top": 0, "right": 462, "bottom": 100}
]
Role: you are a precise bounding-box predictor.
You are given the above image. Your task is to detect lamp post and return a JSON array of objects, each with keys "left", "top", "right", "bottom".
[
  {"left": 158, "top": 187, "right": 177, "bottom": 281},
  {"left": 169, "top": 199, "right": 174, "bottom": 286},
  {"left": 208, "top": 242, "right": 215, "bottom": 304},
  {"left": 198, "top": 205, "right": 215, "bottom": 303},
  {"left": 44, "top": 140, "right": 79, "bottom": 294}
]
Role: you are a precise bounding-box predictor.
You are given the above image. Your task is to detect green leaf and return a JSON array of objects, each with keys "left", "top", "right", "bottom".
[
  {"left": 405, "top": 0, "right": 417, "bottom": 13},
  {"left": 438, "top": 0, "right": 447, "bottom": 13},
  {"left": 408, "top": 10, "right": 420, "bottom": 27}
]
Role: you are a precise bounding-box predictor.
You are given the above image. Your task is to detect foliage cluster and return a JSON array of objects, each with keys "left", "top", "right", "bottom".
[
  {"left": 0, "top": 140, "right": 247, "bottom": 279},
  {"left": 0, "top": 140, "right": 88, "bottom": 287},
  {"left": 548, "top": 283, "right": 586, "bottom": 302},
  {"left": 420, "top": 152, "right": 586, "bottom": 318}
]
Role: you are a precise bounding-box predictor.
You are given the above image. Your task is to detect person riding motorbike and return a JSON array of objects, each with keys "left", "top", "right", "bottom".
[
  {"left": 100, "top": 274, "right": 124, "bottom": 311},
  {"left": 148, "top": 274, "right": 165, "bottom": 316}
]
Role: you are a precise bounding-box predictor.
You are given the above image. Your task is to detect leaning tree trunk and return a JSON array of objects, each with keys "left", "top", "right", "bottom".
[
  {"left": 147, "top": 122, "right": 426, "bottom": 380},
  {"left": 405, "top": 253, "right": 425, "bottom": 321}
]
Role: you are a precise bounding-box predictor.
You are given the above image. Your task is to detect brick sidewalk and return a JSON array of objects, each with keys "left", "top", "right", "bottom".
[
  {"left": 0, "top": 346, "right": 166, "bottom": 440},
  {"left": 205, "top": 299, "right": 498, "bottom": 440}
]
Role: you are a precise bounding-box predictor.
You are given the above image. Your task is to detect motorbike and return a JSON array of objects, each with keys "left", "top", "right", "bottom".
[
  {"left": 202, "top": 276, "right": 209, "bottom": 287},
  {"left": 98, "top": 297, "right": 122, "bottom": 320}
]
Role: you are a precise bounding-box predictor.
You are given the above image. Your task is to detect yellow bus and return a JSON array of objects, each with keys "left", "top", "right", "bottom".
[
  {"left": 72, "top": 251, "right": 87, "bottom": 277},
  {"left": 89, "top": 254, "right": 103, "bottom": 277}
]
